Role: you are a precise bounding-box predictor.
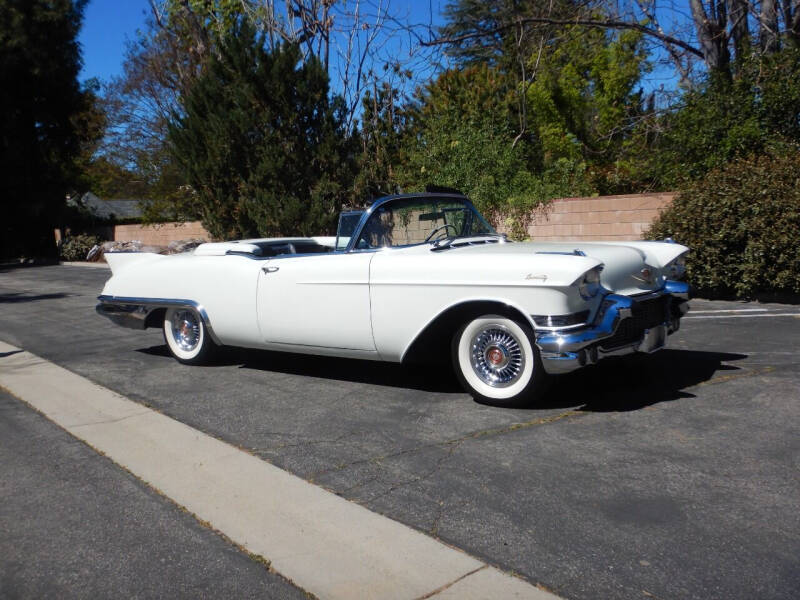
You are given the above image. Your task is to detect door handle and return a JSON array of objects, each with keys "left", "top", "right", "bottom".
[{"left": 262, "top": 266, "right": 279, "bottom": 273}]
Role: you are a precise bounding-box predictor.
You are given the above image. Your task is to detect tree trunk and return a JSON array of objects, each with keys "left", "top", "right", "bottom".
[
  {"left": 689, "top": 0, "right": 730, "bottom": 73},
  {"left": 782, "top": 0, "right": 800, "bottom": 45},
  {"left": 760, "top": 0, "right": 780, "bottom": 52},
  {"left": 728, "top": 0, "right": 750, "bottom": 59}
]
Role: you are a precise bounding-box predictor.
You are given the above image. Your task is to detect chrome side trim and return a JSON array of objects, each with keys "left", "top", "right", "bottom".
[
  {"left": 96, "top": 295, "right": 222, "bottom": 345},
  {"left": 533, "top": 322, "right": 589, "bottom": 332},
  {"left": 535, "top": 249, "right": 586, "bottom": 257},
  {"left": 531, "top": 309, "right": 592, "bottom": 331}
]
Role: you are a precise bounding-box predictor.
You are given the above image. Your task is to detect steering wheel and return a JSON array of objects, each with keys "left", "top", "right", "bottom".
[{"left": 424, "top": 223, "right": 459, "bottom": 242}]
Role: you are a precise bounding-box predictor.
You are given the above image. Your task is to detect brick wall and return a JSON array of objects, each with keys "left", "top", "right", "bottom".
[
  {"left": 516, "top": 192, "right": 675, "bottom": 241},
  {"left": 110, "top": 194, "right": 673, "bottom": 245},
  {"left": 113, "top": 221, "right": 211, "bottom": 246}
]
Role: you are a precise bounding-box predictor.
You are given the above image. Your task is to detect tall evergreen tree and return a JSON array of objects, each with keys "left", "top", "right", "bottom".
[
  {"left": 1, "top": 0, "right": 89, "bottom": 258},
  {"left": 168, "top": 24, "right": 356, "bottom": 239}
]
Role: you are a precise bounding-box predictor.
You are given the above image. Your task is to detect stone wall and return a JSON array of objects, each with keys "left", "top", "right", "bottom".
[
  {"left": 113, "top": 221, "right": 211, "bottom": 245},
  {"left": 518, "top": 192, "right": 675, "bottom": 241}
]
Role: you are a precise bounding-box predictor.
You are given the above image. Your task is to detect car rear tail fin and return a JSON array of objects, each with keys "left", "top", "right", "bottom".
[{"left": 104, "top": 252, "right": 164, "bottom": 274}]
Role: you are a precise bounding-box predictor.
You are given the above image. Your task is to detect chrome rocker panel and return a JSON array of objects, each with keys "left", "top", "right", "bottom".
[
  {"left": 536, "top": 280, "right": 690, "bottom": 375},
  {"left": 96, "top": 295, "right": 222, "bottom": 345}
]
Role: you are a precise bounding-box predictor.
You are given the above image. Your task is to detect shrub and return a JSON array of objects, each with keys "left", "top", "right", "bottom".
[
  {"left": 59, "top": 234, "right": 102, "bottom": 262},
  {"left": 646, "top": 150, "right": 800, "bottom": 298},
  {"left": 643, "top": 47, "right": 800, "bottom": 189}
]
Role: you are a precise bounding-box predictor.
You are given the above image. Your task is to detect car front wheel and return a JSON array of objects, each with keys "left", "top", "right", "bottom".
[
  {"left": 452, "top": 315, "right": 546, "bottom": 406},
  {"left": 163, "top": 307, "right": 217, "bottom": 364}
]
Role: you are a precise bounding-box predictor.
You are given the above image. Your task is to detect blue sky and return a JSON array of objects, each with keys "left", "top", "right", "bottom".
[
  {"left": 78, "top": 0, "right": 151, "bottom": 83},
  {"left": 78, "top": 0, "right": 447, "bottom": 84},
  {"left": 77, "top": 0, "right": 684, "bottom": 96}
]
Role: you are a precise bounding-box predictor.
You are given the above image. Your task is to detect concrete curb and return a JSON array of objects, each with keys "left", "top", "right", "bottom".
[
  {"left": 59, "top": 261, "right": 110, "bottom": 268},
  {"left": 0, "top": 341, "right": 560, "bottom": 600}
]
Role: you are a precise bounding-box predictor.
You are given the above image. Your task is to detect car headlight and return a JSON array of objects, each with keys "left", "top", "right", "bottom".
[
  {"left": 668, "top": 255, "right": 687, "bottom": 280},
  {"left": 578, "top": 267, "right": 603, "bottom": 300}
]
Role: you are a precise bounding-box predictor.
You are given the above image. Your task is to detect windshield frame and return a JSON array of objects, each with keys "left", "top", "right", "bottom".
[{"left": 344, "top": 194, "right": 497, "bottom": 253}]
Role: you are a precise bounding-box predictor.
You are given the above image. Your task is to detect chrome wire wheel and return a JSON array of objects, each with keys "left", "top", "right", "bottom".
[
  {"left": 163, "top": 306, "right": 216, "bottom": 364},
  {"left": 469, "top": 327, "right": 525, "bottom": 387},
  {"left": 170, "top": 309, "right": 201, "bottom": 352},
  {"left": 453, "top": 314, "right": 545, "bottom": 406}
]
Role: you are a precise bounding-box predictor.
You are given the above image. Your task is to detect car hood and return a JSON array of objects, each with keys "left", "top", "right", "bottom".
[{"left": 449, "top": 240, "right": 688, "bottom": 295}]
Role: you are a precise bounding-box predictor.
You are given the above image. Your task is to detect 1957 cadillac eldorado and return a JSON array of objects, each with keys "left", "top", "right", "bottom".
[{"left": 97, "top": 192, "right": 689, "bottom": 406}]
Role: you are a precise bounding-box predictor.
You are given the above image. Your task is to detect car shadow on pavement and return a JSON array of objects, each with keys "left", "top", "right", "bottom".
[
  {"left": 237, "top": 349, "right": 464, "bottom": 393},
  {"left": 0, "top": 292, "right": 73, "bottom": 303},
  {"left": 137, "top": 344, "right": 464, "bottom": 393},
  {"left": 544, "top": 349, "right": 748, "bottom": 412},
  {"left": 138, "top": 345, "right": 747, "bottom": 406},
  {"left": 0, "top": 261, "right": 59, "bottom": 273}
]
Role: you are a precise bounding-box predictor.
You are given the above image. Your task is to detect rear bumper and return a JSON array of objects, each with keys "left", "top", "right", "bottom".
[
  {"left": 96, "top": 295, "right": 222, "bottom": 344},
  {"left": 535, "top": 281, "right": 690, "bottom": 374},
  {"left": 95, "top": 301, "right": 151, "bottom": 330}
]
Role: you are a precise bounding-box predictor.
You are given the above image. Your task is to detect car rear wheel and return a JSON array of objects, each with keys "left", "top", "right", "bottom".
[
  {"left": 452, "top": 315, "right": 546, "bottom": 406},
  {"left": 163, "top": 307, "right": 217, "bottom": 364}
]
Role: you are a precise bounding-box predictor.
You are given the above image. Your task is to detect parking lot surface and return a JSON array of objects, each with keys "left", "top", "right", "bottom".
[
  {"left": 1, "top": 264, "right": 799, "bottom": 599},
  {"left": 0, "top": 388, "right": 305, "bottom": 599}
]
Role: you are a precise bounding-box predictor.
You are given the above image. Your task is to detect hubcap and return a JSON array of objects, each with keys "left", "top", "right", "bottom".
[
  {"left": 171, "top": 310, "right": 200, "bottom": 351},
  {"left": 470, "top": 326, "right": 525, "bottom": 387}
]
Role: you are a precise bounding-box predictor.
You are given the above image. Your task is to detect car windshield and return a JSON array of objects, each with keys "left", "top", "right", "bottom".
[{"left": 354, "top": 197, "right": 497, "bottom": 249}]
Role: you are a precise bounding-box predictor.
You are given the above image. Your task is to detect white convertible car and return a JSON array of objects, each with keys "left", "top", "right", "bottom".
[{"left": 97, "top": 192, "right": 689, "bottom": 406}]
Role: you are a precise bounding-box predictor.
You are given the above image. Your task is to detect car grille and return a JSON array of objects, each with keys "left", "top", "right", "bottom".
[{"left": 600, "top": 295, "right": 670, "bottom": 350}]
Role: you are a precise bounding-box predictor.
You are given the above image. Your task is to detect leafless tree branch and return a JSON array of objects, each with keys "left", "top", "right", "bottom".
[{"left": 422, "top": 15, "right": 706, "bottom": 60}]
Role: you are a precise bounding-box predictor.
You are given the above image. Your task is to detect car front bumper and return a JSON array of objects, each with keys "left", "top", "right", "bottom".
[{"left": 535, "top": 281, "right": 690, "bottom": 375}]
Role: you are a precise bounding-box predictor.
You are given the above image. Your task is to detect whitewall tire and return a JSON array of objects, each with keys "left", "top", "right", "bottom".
[
  {"left": 452, "top": 315, "right": 545, "bottom": 406},
  {"left": 163, "top": 307, "right": 217, "bottom": 364}
]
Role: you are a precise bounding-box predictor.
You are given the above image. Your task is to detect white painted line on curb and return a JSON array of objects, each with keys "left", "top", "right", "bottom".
[
  {"left": 684, "top": 313, "right": 800, "bottom": 320},
  {"left": 0, "top": 341, "right": 559, "bottom": 600},
  {"left": 689, "top": 308, "right": 768, "bottom": 314}
]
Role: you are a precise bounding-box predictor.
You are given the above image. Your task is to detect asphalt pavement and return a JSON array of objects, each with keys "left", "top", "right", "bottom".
[
  {"left": 1, "top": 264, "right": 798, "bottom": 600},
  {"left": 0, "top": 388, "right": 305, "bottom": 599}
]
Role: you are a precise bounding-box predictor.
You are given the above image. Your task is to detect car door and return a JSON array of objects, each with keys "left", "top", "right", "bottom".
[{"left": 256, "top": 252, "right": 376, "bottom": 351}]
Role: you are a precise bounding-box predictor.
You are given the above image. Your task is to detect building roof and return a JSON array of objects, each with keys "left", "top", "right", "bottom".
[{"left": 70, "top": 192, "right": 144, "bottom": 220}]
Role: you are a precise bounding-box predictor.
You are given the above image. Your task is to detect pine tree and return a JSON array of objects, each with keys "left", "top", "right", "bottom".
[
  {"left": 1, "top": 0, "right": 89, "bottom": 258},
  {"left": 168, "top": 24, "right": 356, "bottom": 240}
]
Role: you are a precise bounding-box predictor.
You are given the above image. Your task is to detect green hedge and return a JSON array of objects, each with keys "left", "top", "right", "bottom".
[{"left": 647, "top": 150, "right": 800, "bottom": 298}]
